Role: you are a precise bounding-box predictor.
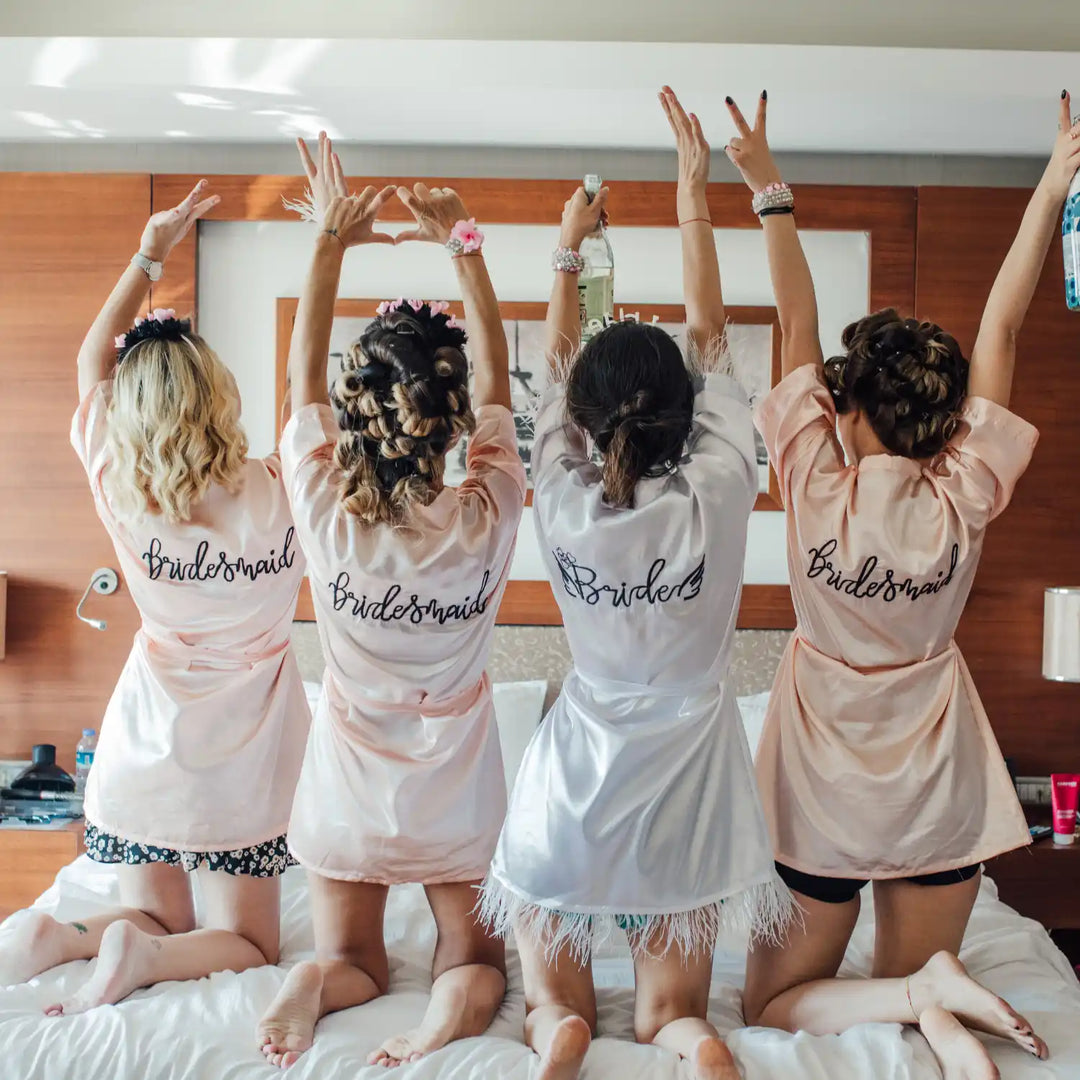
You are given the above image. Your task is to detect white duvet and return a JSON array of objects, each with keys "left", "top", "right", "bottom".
[{"left": 0, "top": 856, "right": 1078, "bottom": 1079}]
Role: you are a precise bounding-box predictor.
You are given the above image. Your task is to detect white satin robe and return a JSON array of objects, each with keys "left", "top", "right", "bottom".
[
  {"left": 280, "top": 403, "right": 526, "bottom": 884},
  {"left": 481, "top": 374, "right": 792, "bottom": 960},
  {"left": 71, "top": 381, "right": 310, "bottom": 852},
  {"left": 754, "top": 364, "right": 1038, "bottom": 878}
]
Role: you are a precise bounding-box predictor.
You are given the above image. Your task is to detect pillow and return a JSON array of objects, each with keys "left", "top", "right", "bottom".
[
  {"left": 492, "top": 679, "right": 548, "bottom": 794},
  {"left": 736, "top": 691, "right": 771, "bottom": 758},
  {"left": 302, "top": 680, "right": 322, "bottom": 714}
]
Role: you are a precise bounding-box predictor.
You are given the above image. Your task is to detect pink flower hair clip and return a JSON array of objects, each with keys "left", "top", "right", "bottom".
[
  {"left": 375, "top": 299, "right": 459, "bottom": 325},
  {"left": 445, "top": 218, "right": 484, "bottom": 257}
]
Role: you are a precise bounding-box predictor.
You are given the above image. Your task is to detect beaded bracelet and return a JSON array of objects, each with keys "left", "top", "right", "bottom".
[
  {"left": 751, "top": 181, "right": 794, "bottom": 216},
  {"left": 552, "top": 246, "right": 586, "bottom": 273}
]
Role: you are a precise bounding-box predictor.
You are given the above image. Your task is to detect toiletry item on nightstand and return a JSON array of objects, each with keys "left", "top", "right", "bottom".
[{"left": 1052, "top": 774, "right": 1079, "bottom": 845}]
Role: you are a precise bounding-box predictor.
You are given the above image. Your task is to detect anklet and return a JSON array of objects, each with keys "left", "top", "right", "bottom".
[{"left": 904, "top": 976, "right": 918, "bottom": 1023}]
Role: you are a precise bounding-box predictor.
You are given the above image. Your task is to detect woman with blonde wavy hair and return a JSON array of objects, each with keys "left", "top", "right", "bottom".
[
  {"left": 0, "top": 181, "right": 311, "bottom": 1012},
  {"left": 255, "top": 135, "right": 525, "bottom": 1069}
]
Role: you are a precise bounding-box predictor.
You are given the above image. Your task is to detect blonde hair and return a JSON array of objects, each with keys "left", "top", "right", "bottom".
[
  {"left": 331, "top": 306, "right": 475, "bottom": 527},
  {"left": 104, "top": 333, "right": 248, "bottom": 523}
]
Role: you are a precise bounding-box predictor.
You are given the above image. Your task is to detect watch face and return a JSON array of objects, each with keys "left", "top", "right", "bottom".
[{"left": 148, "top": 262, "right": 163, "bottom": 282}]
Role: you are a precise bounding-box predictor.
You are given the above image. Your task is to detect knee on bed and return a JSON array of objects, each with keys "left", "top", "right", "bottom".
[{"left": 633, "top": 990, "right": 708, "bottom": 1045}]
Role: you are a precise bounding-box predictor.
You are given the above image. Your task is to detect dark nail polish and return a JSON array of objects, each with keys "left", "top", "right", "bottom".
[
  {"left": 725, "top": 96, "right": 733, "bottom": 105},
  {"left": 1064, "top": 89, "right": 1069, "bottom": 99},
  {"left": 762, "top": 89, "right": 768, "bottom": 100}
]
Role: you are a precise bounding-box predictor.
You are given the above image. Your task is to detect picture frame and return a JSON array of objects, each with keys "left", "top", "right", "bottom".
[
  {"left": 274, "top": 299, "right": 782, "bottom": 511},
  {"left": 275, "top": 298, "right": 782, "bottom": 624}
]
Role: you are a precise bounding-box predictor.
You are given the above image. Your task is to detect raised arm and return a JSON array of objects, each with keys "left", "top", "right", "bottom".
[
  {"left": 396, "top": 185, "right": 511, "bottom": 411},
  {"left": 546, "top": 185, "right": 609, "bottom": 371},
  {"left": 77, "top": 180, "right": 219, "bottom": 399},
  {"left": 659, "top": 86, "right": 725, "bottom": 354},
  {"left": 726, "top": 93, "right": 823, "bottom": 377},
  {"left": 969, "top": 92, "right": 1080, "bottom": 407},
  {"left": 290, "top": 134, "right": 395, "bottom": 413}
]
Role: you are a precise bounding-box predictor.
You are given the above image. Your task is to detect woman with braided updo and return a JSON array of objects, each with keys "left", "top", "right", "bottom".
[
  {"left": 257, "top": 134, "right": 525, "bottom": 1069},
  {"left": 724, "top": 90, "right": 1080, "bottom": 1075},
  {"left": 480, "top": 89, "right": 790, "bottom": 1080},
  {"left": 0, "top": 181, "right": 310, "bottom": 1013}
]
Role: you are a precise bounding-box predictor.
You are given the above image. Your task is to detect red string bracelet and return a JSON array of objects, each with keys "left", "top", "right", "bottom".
[{"left": 678, "top": 217, "right": 713, "bottom": 226}]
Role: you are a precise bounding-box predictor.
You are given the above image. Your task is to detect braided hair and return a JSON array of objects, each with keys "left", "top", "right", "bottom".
[
  {"left": 330, "top": 301, "right": 475, "bottom": 526},
  {"left": 824, "top": 308, "right": 969, "bottom": 459},
  {"left": 566, "top": 321, "right": 694, "bottom": 509}
]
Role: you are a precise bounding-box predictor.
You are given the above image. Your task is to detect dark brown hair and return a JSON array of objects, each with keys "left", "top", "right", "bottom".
[
  {"left": 824, "top": 308, "right": 969, "bottom": 459},
  {"left": 566, "top": 321, "right": 694, "bottom": 508},
  {"left": 330, "top": 303, "right": 475, "bottom": 526}
]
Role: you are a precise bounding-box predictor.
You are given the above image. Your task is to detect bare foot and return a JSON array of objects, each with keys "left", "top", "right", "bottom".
[
  {"left": 911, "top": 951, "right": 1048, "bottom": 1059},
  {"left": 43, "top": 919, "right": 156, "bottom": 1015},
  {"left": 368, "top": 982, "right": 466, "bottom": 1067},
  {"left": 258, "top": 961, "right": 324, "bottom": 1069},
  {"left": 0, "top": 911, "right": 72, "bottom": 985},
  {"left": 538, "top": 1015, "right": 591, "bottom": 1080},
  {"left": 920, "top": 1005, "right": 1000, "bottom": 1080},
  {"left": 693, "top": 1035, "right": 741, "bottom": 1080}
]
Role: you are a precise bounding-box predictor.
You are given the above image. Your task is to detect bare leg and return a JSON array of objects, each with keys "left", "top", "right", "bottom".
[
  {"left": 742, "top": 886, "right": 860, "bottom": 1029},
  {"left": 874, "top": 876, "right": 1046, "bottom": 1060},
  {"left": 518, "top": 919, "right": 596, "bottom": 1080},
  {"left": 0, "top": 862, "right": 195, "bottom": 985},
  {"left": 744, "top": 877, "right": 1045, "bottom": 1062},
  {"left": 45, "top": 869, "right": 279, "bottom": 1015},
  {"left": 633, "top": 928, "right": 739, "bottom": 1080},
  {"left": 369, "top": 880, "right": 506, "bottom": 1067},
  {"left": 257, "top": 874, "right": 388, "bottom": 1069}
]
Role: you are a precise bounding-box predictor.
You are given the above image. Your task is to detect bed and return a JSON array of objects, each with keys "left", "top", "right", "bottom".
[{"left": 1, "top": 683, "right": 1079, "bottom": 1078}]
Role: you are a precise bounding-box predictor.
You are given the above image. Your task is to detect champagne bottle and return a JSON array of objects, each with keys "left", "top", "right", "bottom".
[
  {"left": 578, "top": 174, "right": 614, "bottom": 342},
  {"left": 1065, "top": 165, "right": 1080, "bottom": 311}
]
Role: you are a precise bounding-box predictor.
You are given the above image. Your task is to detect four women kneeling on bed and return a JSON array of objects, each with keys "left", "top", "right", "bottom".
[{"left": 3, "top": 84, "right": 1078, "bottom": 1080}]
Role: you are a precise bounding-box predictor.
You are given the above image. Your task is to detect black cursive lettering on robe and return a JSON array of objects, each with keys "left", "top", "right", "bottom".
[
  {"left": 805, "top": 537, "right": 959, "bottom": 603},
  {"left": 553, "top": 548, "right": 705, "bottom": 607},
  {"left": 143, "top": 527, "right": 297, "bottom": 584},
  {"left": 328, "top": 569, "right": 493, "bottom": 626}
]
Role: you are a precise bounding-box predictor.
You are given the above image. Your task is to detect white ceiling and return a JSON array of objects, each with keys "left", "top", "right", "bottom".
[
  {"left": 4, "top": 1, "right": 1080, "bottom": 51},
  {"left": 0, "top": 37, "right": 1077, "bottom": 156}
]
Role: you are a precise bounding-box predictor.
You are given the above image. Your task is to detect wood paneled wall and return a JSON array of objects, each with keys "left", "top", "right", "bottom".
[
  {"left": 916, "top": 188, "right": 1080, "bottom": 773},
  {"left": 0, "top": 174, "right": 148, "bottom": 770},
  {"left": 0, "top": 174, "right": 1076, "bottom": 776}
]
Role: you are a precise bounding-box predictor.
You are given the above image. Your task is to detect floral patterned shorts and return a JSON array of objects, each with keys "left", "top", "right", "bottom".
[{"left": 84, "top": 823, "right": 295, "bottom": 878}]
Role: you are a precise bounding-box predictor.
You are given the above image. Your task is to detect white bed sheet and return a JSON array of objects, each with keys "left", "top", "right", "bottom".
[{"left": 1, "top": 857, "right": 1078, "bottom": 1079}]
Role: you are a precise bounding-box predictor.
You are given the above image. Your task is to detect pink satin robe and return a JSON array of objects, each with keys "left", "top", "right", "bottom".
[
  {"left": 279, "top": 403, "right": 526, "bottom": 884},
  {"left": 71, "top": 381, "right": 310, "bottom": 851},
  {"left": 754, "top": 364, "right": 1038, "bottom": 878}
]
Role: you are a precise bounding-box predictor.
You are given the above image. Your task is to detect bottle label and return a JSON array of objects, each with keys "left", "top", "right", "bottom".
[
  {"left": 1066, "top": 191, "right": 1080, "bottom": 311},
  {"left": 75, "top": 751, "right": 94, "bottom": 769}
]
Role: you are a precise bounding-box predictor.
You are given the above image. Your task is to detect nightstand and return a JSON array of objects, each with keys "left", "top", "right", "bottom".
[
  {"left": 0, "top": 821, "right": 85, "bottom": 920},
  {"left": 985, "top": 813, "right": 1080, "bottom": 968}
]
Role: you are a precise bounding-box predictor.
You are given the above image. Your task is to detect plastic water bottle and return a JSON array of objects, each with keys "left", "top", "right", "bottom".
[
  {"left": 75, "top": 728, "right": 97, "bottom": 794},
  {"left": 578, "top": 174, "right": 614, "bottom": 342},
  {"left": 1065, "top": 167, "right": 1080, "bottom": 311}
]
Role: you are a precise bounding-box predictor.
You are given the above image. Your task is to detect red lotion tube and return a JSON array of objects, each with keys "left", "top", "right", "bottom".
[{"left": 1051, "top": 774, "right": 1080, "bottom": 845}]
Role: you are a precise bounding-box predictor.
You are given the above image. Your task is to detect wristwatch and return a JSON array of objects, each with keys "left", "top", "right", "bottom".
[{"left": 131, "top": 252, "right": 164, "bottom": 282}]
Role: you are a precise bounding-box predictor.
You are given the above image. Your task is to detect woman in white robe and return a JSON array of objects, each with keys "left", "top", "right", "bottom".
[{"left": 479, "top": 88, "right": 791, "bottom": 1080}]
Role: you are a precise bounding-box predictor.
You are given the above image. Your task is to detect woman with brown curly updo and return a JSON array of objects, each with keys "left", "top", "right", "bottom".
[
  {"left": 256, "top": 135, "right": 525, "bottom": 1068},
  {"left": 479, "top": 89, "right": 790, "bottom": 1080},
  {"left": 726, "top": 89, "right": 1080, "bottom": 1076}
]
